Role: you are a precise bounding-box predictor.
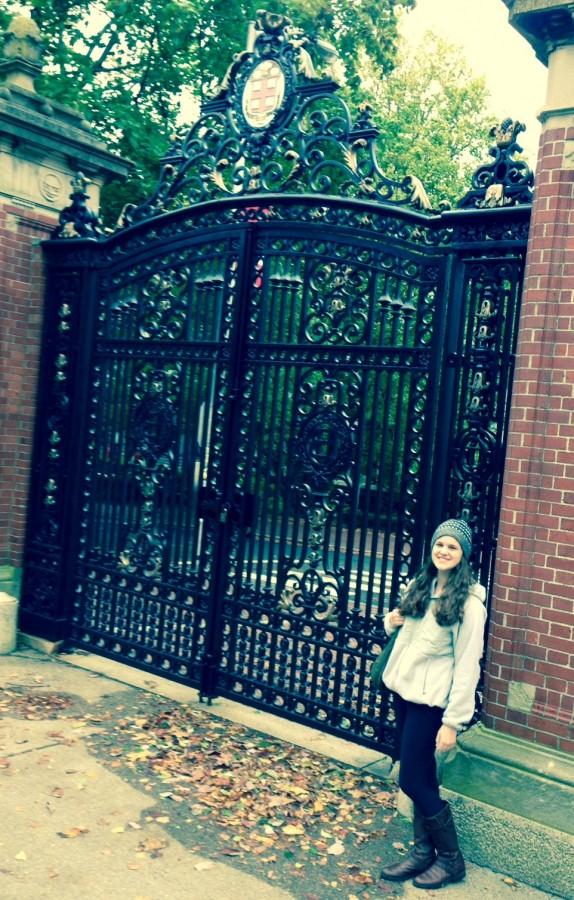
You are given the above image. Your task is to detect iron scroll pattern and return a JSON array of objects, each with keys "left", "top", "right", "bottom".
[
  {"left": 446, "top": 256, "right": 525, "bottom": 587},
  {"left": 212, "top": 226, "right": 445, "bottom": 745},
  {"left": 19, "top": 266, "right": 83, "bottom": 625},
  {"left": 118, "top": 363, "right": 181, "bottom": 579},
  {"left": 457, "top": 119, "right": 533, "bottom": 210},
  {"left": 280, "top": 377, "right": 357, "bottom": 624},
  {"left": 122, "top": 10, "right": 432, "bottom": 225},
  {"left": 67, "top": 237, "right": 241, "bottom": 679}
]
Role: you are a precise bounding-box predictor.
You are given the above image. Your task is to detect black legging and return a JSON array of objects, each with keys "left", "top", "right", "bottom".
[{"left": 394, "top": 695, "right": 444, "bottom": 818}]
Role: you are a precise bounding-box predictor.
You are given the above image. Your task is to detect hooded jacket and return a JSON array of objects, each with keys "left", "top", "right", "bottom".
[{"left": 382, "top": 582, "right": 487, "bottom": 732}]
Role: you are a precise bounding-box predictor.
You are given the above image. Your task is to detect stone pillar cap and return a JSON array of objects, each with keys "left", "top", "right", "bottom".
[
  {"left": 0, "top": 15, "right": 43, "bottom": 92},
  {"left": 503, "top": 1, "right": 574, "bottom": 64}
]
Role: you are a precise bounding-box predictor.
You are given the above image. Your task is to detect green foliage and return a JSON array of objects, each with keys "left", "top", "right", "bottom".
[
  {"left": 190, "top": 0, "right": 415, "bottom": 92},
  {"left": 0, "top": 0, "right": 414, "bottom": 223},
  {"left": 0, "top": 4, "right": 494, "bottom": 215},
  {"left": 359, "top": 31, "right": 495, "bottom": 208}
]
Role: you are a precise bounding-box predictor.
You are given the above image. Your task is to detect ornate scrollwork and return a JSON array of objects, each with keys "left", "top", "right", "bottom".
[
  {"left": 128, "top": 365, "right": 179, "bottom": 474},
  {"left": 292, "top": 405, "right": 354, "bottom": 490},
  {"left": 449, "top": 261, "right": 523, "bottom": 535},
  {"left": 139, "top": 267, "right": 190, "bottom": 340},
  {"left": 119, "top": 363, "right": 181, "bottom": 577},
  {"left": 305, "top": 260, "right": 370, "bottom": 344},
  {"left": 279, "top": 559, "right": 340, "bottom": 622},
  {"left": 122, "top": 12, "right": 431, "bottom": 226},
  {"left": 458, "top": 119, "right": 533, "bottom": 209},
  {"left": 279, "top": 375, "right": 358, "bottom": 621}
]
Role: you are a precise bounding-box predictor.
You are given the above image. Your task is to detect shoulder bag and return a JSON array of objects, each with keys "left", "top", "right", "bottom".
[{"left": 370, "top": 628, "right": 399, "bottom": 691}]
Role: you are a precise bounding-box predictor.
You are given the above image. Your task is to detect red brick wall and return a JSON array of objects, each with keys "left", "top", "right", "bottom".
[
  {"left": 483, "top": 124, "right": 574, "bottom": 754},
  {"left": 0, "top": 203, "right": 55, "bottom": 567}
]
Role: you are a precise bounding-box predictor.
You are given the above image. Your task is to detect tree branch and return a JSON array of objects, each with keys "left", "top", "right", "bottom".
[
  {"left": 92, "top": 31, "right": 121, "bottom": 74},
  {"left": 132, "top": 22, "right": 161, "bottom": 107}
]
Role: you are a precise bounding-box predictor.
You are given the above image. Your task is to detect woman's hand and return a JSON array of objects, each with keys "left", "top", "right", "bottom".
[
  {"left": 435, "top": 724, "right": 457, "bottom": 752},
  {"left": 389, "top": 608, "right": 405, "bottom": 628}
]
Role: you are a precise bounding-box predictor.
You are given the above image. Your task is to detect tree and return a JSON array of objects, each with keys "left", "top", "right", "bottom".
[
  {"left": 359, "top": 31, "right": 496, "bottom": 207},
  {"left": 0, "top": 0, "right": 414, "bottom": 223}
]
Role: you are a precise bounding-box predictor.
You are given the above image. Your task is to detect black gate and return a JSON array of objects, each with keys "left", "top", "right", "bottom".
[{"left": 20, "top": 12, "right": 532, "bottom": 754}]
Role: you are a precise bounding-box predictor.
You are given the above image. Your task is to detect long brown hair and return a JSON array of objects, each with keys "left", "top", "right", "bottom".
[{"left": 399, "top": 556, "right": 476, "bottom": 626}]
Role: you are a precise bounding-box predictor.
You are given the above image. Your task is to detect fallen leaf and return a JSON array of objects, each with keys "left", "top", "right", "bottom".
[
  {"left": 57, "top": 826, "right": 89, "bottom": 839},
  {"left": 136, "top": 837, "right": 168, "bottom": 856},
  {"left": 327, "top": 840, "right": 345, "bottom": 856},
  {"left": 282, "top": 824, "right": 305, "bottom": 836},
  {"left": 193, "top": 861, "right": 214, "bottom": 871}
]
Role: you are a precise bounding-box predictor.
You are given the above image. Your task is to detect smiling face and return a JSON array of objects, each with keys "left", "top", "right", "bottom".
[{"left": 431, "top": 535, "right": 463, "bottom": 573}]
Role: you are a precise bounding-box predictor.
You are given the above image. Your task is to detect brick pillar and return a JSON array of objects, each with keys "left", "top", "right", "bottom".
[
  {"left": 0, "top": 15, "right": 130, "bottom": 598},
  {"left": 483, "top": 31, "right": 574, "bottom": 753},
  {"left": 0, "top": 205, "right": 54, "bottom": 591}
]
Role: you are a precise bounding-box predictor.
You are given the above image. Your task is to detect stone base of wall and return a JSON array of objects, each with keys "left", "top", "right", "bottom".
[
  {"left": 0, "top": 564, "right": 21, "bottom": 597},
  {"left": 442, "top": 724, "right": 574, "bottom": 898}
]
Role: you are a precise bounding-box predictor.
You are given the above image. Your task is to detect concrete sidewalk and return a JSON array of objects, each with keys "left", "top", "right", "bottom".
[{"left": 0, "top": 645, "right": 564, "bottom": 900}]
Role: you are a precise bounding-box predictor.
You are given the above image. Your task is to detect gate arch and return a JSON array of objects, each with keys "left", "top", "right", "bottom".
[{"left": 20, "top": 12, "right": 531, "bottom": 754}]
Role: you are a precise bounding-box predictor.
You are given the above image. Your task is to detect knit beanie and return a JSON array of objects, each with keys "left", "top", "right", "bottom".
[{"left": 430, "top": 518, "right": 473, "bottom": 560}]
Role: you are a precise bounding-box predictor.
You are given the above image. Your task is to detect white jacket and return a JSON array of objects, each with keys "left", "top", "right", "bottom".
[{"left": 382, "top": 582, "right": 487, "bottom": 732}]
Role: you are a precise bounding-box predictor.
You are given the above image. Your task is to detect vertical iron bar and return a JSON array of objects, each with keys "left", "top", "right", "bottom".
[
  {"left": 58, "top": 252, "right": 102, "bottom": 636},
  {"left": 422, "top": 256, "right": 461, "bottom": 550},
  {"left": 200, "top": 223, "right": 254, "bottom": 699}
]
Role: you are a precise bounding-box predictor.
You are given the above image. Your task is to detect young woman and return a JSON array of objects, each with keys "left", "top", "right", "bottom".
[{"left": 380, "top": 519, "right": 486, "bottom": 890}]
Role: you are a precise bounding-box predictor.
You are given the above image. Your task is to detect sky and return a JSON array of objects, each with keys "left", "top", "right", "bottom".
[{"left": 400, "top": 0, "right": 547, "bottom": 163}]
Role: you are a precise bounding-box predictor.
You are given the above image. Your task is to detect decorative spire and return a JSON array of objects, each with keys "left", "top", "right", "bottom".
[
  {"left": 0, "top": 16, "right": 43, "bottom": 92},
  {"left": 458, "top": 118, "right": 534, "bottom": 209},
  {"left": 54, "top": 173, "right": 103, "bottom": 240}
]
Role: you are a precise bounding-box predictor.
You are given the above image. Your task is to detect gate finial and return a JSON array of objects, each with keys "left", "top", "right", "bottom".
[
  {"left": 457, "top": 118, "right": 534, "bottom": 208},
  {"left": 54, "top": 172, "right": 103, "bottom": 239}
]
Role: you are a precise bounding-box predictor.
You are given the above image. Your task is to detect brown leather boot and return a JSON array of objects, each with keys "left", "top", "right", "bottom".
[
  {"left": 412, "top": 802, "right": 465, "bottom": 889},
  {"left": 380, "top": 807, "right": 436, "bottom": 882}
]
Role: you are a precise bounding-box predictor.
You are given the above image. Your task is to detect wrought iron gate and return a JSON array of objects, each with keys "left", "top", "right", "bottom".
[{"left": 20, "top": 12, "right": 532, "bottom": 754}]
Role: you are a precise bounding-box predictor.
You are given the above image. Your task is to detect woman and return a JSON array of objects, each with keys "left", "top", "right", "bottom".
[{"left": 380, "top": 519, "right": 486, "bottom": 890}]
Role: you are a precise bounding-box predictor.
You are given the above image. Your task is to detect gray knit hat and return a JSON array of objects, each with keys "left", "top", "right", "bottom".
[{"left": 430, "top": 518, "right": 473, "bottom": 560}]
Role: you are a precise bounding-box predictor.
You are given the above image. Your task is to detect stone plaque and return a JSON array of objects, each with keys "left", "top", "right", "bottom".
[{"left": 39, "top": 170, "right": 64, "bottom": 202}]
